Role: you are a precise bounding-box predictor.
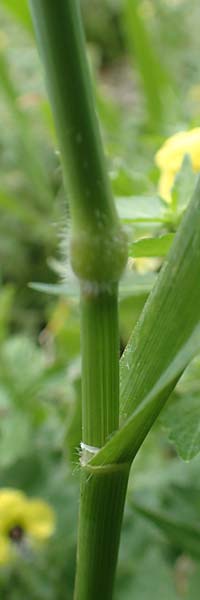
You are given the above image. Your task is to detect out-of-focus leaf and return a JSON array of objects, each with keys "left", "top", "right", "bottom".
[
  {"left": 96, "top": 88, "right": 121, "bottom": 134},
  {"left": 111, "top": 163, "right": 149, "bottom": 197},
  {"left": 129, "top": 234, "right": 174, "bottom": 258},
  {"left": 133, "top": 501, "right": 200, "bottom": 559},
  {"left": 0, "top": 190, "right": 41, "bottom": 225},
  {"left": 30, "top": 271, "right": 156, "bottom": 301},
  {"left": 116, "top": 195, "right": 165, "bottom": 222},
  {"left": 187, "top": 566, "right": 200, "bottom": 600},
  {"left": 0, "top": 286, "right": 14, "bottom": 342},
  {"left": 119, "top": 271, "right": 156, "bottom": 298},
  {"left": 117, "top": 546, "right": 179, "bottom": 600},
  {"left": 1, "top": 0, "right": 33, "bottom": 33},
  {"left": 160, "top": 394, "right": 200, "bottom": 461},
  {"left": 0, "top": 412, "right": 33, "bottom": 468},
  {"left": 0, "top": 51, "right": 51, "bottom": 208},
  {"left": 1, "top": 336, "right": 46, "bottom": 402},
  {"left": 124, "top": 0, "right": 170, "bottom": 127},
  {"left": 29, "top": 282, "right": 79, "bottom": 298}
]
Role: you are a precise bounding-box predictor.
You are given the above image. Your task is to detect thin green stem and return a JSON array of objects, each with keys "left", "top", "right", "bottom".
[
  {"left": 28, "top": 2, "right": 128, "bottom": 599},
  {"left": 29, "top": 0, "right": 113, "bottom": 227},
  {"left": 81, "top": 283, "right": 119, "bottom": 447},
  {"left": 29, "top": 0, "right": 126, "bottom": 286},
  {"left": 74, "top": 463, "right": 130, "bottom": 600}
]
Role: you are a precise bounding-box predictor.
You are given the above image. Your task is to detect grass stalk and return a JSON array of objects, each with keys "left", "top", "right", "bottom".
[
  {"left": 28, "top": 1, "right": 128, "bottom": 598},
  {"left": 81, "top": 282, "right": 119, "bottom": 448},
  {"left": 74, "top": 463, "right": 130, "bottom": 600}
]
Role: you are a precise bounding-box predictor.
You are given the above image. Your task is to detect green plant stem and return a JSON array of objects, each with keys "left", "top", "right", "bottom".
[
  {"left": 74, "top": 463, "right": 130, "bottom": 600},
  {"left": 81, "top": 283, "right": 119, "bottom": 448},
  {"left": 28, "top": 2, "right": 128, "bottom": 598},
  {"left": 29, "top": 0, "right": 127, "bottom": 285},
  {"left": 29, "top": 0, "right": 112, "bottom": 226}
]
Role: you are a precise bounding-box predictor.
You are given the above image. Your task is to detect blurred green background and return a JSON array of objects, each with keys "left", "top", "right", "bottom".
[{"left": 1, "top": 0, "right": 200, "bottom": 597}]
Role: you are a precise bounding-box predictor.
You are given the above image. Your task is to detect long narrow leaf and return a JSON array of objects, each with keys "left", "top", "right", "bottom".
[
  {"left": 124, "top": 0, "right": 170, "bottom": 127},
  {"left": 120, "top": 179, "right": 200, "bottom": 422},
  {"left": 90, "top": 322, "right": 200, "bottom": 466},
  {"left": 90, "top": 179, "right": 200, "bottom": 466}
]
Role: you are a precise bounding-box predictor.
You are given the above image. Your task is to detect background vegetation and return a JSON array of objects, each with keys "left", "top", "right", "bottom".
[{"left": 1, "top": 0, "right": 200, "bottom": 597}]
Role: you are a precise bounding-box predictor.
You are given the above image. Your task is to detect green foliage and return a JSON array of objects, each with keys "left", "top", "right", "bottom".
[
  {"left": 90, "top": 182, "right": 200, "bottom": 467},
  {"left": 129, "top": 233, "right": 174, "bottom": 258},
  {"left": 1, "top": 0, "right": 200, "bottom": 598},
  {"left": 1, "top": 0, "right": 33, "bottom": 33},
  {"left": 159, "top": 354, "right": 200, "bottom": 461},
  {"left": 116, "top": 195, "right": 165, "bottom": 222},
  {"left": 161, "top": 396, "right": 200, "bottom": 463},
  {"left": 171, "top": 156, "right": 198, "bottom": 214},
  {"left": 124, "top": 0, "right": 170, "bottom": 128}
]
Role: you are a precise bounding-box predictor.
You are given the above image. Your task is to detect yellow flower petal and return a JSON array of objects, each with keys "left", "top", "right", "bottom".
[
  {"left": 158, "top": 169, "right": 175, "bottom": 203},
  {"left": 155, "top": 128, "right": 200, "bottom": 172},
  {"left": 24, "top": 500, "right": 55, "bottom": 542},
  {"left": 155, "top": 128, "right": 200, "bottom": 201},
  {"left": 0, "top": 489, "right": 27, "bottom": 535}
]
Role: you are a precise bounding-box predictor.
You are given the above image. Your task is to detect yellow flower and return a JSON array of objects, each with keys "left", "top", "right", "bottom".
[
  {"left": 155, "top": 128, "right": 200, "bottom": 202},
  {"left": 0, "top": 489, "right": 55, "bottom": 566}
]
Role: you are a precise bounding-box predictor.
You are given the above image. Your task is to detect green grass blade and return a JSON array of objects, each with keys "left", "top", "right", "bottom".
[
  {"left": 90, "top": 179, "right": 200, "bottom": 465},
  {"left": 120, "top": 178, "right": 200, "bottom": 422},
  {"left": 124, "top": 0, "right": 170, "bottom": 128},
  {"left": 90, "top": 321, "right": 200, "bottom": 466}
]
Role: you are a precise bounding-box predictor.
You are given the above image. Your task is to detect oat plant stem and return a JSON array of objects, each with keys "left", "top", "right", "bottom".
[{"left": 28, "top": 1, "right": 128, "bottom": 598}]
